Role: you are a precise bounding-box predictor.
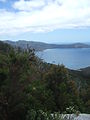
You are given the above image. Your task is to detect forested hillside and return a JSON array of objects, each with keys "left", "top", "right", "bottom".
[{"left": 0, "top": 41, "right": 90, "bottom": 120}]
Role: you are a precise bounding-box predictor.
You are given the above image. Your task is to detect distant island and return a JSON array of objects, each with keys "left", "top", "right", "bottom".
[{"left": 4, "top": 40, "right": 90, "bottom": 51}]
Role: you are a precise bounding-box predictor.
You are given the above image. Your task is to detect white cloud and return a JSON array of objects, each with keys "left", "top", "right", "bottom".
[
  {"left": 13, "top": 0, "right": 46, "bottom": 11},
  {"left": 0, "top": 0, "right": 90, "bottom": 35}
]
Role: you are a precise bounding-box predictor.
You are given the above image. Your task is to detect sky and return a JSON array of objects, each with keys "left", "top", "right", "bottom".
[{"left": 0, "top": 0, "right": 90, "bottom": 43}]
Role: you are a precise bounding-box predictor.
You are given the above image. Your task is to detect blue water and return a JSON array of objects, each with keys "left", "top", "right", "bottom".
[{"left": 36, "top": 48, "right": 90, "bottom": 70}]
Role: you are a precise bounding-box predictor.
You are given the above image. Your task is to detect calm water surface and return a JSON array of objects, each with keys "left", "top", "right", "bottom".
[{"left": 37, "top": 48, "right": 90, "bottom": 70}]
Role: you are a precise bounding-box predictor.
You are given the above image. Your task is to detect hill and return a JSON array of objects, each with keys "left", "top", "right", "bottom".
[{"left": 4, "top": 40, "right": 90, "bottom": 51}]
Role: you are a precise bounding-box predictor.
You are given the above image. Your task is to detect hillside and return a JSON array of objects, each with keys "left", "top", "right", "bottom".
[
  {"left": 0, "top": 41, "right": 90, "bottom": 120},
  {"left": 4, "top": 40, "right": 90, "bottom": 51},
  {"left": 0, "top": 41, "right": 13, "bottom": 53},
  {"left": 69, "top": 67, "right": 90, "bottom": 87}
]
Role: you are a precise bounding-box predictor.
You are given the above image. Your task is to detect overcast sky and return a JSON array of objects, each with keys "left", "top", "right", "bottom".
[{"left": 0, "top": 0, "right": 90, "bottom": 43}]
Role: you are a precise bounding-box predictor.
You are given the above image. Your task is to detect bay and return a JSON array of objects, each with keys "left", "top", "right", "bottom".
[{"left": 36, "top": 48, "right": 90, "bottom": 70}]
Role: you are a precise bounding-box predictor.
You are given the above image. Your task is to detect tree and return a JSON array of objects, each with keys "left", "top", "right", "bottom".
[{"left": 44, "top": 65, "right": 80, "bottom": 112}]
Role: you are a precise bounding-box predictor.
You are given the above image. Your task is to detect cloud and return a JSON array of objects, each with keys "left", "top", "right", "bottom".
[
  {"left": 13, "top": 0, "right": 46, "bottom": 11},
  {"left": 0, "top": 0, "right": 90, "bottom": 35}
]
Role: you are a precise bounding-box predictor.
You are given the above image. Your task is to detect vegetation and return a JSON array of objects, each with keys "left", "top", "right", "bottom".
[{"left": 0, "top": 41, "right": 90, "bottom": 120}]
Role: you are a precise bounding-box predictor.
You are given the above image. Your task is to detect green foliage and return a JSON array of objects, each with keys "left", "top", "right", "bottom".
[
  {"left": 44, "top": 65, "right": 81, "bottom": 112},
  {"left": 25, "top": 80, "right": 56, "bottom": 111},
  {"left": 26, "top": 109, "right": 79, "bottom": 120},
  {"left": 26, "top": 109, "right": 61, "bottom": 120}
]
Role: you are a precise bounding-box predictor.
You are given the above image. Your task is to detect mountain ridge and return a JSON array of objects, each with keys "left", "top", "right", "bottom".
[{"left": 3, "top": 40, "right": 90, "bottom": 51}]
